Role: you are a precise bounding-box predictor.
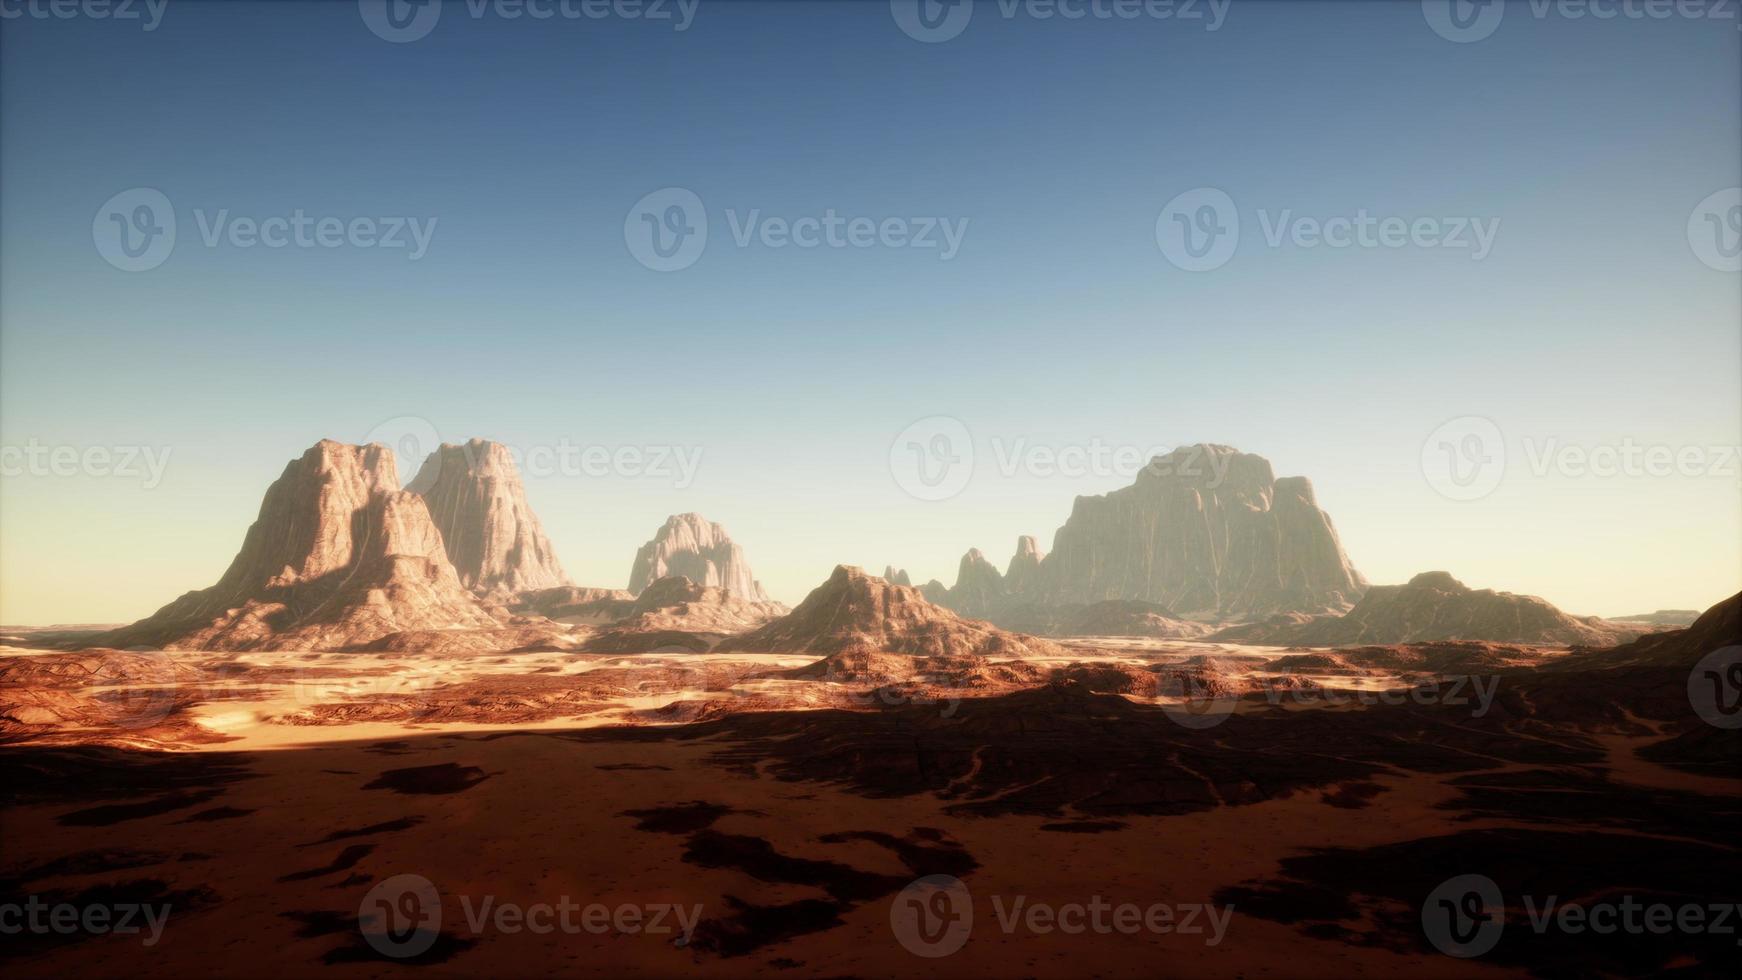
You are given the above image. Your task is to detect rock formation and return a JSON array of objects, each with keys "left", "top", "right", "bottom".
[
  {"left": 1031, "top": 445, "right": 1365, "bottom": 619},
  {"left": 919, "top": 579, "right": 950, "bottom": 604},
  {"left": 882, "top": 566, "right": 913, "bottom": 587},
  {"left": 947, "top": 548, "right": 1006, "bottom": 619},
  {"left": 1003, "top": 536, "right": 1043, "bottom": 595},
  {"left": 1052, "top": 600, "right": 1215, "bottom": 639},
  {"left": 627, "top": 513, "right": 768, "bottom": 601},
  {"left": 406, "top": 439, "right": 569, "bottom": 596},
  {"left": 918, "top": 446, "right": 1365, "bottom": 630},
  {"left": 582, "top": 576, "right": 788, "bottom": 653},
  {"left": 723, "top": 565, "right": 1065, "bottom": 660},
  {"left": 511, "top": 586, "right": 636, "bottom": 624},
  {"left": 1210, "top": 571, "right": 1639, "bottom": 647},
  {"left": 96, "top": 441, "right": 497, "bottom": 651}
]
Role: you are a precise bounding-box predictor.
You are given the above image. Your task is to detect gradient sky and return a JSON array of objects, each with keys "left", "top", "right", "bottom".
[{"left": 2, "top": 0, "right": 1738, "bottom": 624}]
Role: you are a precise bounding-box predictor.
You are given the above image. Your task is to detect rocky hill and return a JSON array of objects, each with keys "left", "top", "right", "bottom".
[
  {"left": 582, "top": 576, "right": 789, "bottom": 653},
  {"left": 627, "top": 513, "right": 769, "bottom": 601},
  {"left": 1209, "top": 571, "right": 1639, "bottom": 647},
  {"left": 723, "top": 565, "right": 1065, "bottom": 660}
]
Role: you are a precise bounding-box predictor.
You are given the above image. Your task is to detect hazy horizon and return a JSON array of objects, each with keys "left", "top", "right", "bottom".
[{"left": 3, "top": 1, "right": 1739, "bottom": 624}]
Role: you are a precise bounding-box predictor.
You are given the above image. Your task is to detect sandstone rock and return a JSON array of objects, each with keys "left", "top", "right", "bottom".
[
  {"left": 919, "top": 580, "right": 950, "bottom": 604},
  {"left": 511, "top": 586, "right": 636, "bottom": 624},
  {"left": 96, "top": 441, "right": 497, "bottom": 651},
  {"left": 723, "top": 565, "right": 1066, "bottom": 660},
  {"left": 947, "top": 548, "right": 1005, "bottom": 619},
  {"left": 627, "top": 514, "right": 768, "bottom": 601},
  {"left": 582, "top": 576, "right": 789, "bottom": 653},
  {"left": 1031, "top": 445, "right": 1365, "bottom": 619},
  {"left": 407, "top": 439, "right": 569, "bottom": 596},
  {"left": 882, "top": 566, "right": 913, "bottom": 587},
  {"left": 1003, "top": 536, "right": 1044, "bottom": 595},
  {"left": 1210, "top": 571, "right": 1639, "bottom": 647}
]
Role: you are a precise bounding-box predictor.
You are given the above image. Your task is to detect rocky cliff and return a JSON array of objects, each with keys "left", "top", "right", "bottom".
[
  {"left": 627, "top": 513, "right": 768, "bottom": 601},
  {"left": 98, "top": 441, "right": 497, "bottom": 651},
  {"left": 406, "top": 439, "right": 570, "bottom": 597},
  {"left": 1031, "top": 445, "right": 1365, "bottom": 619}
]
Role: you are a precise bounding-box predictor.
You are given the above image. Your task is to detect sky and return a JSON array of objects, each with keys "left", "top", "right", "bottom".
[{"left": 2, "top": 0, "right": 1739, "bottom": 624}]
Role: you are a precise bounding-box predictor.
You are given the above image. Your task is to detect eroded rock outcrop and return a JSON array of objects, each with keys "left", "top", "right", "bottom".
[
  {"left": 407, "top": 439, "right": 569, "bottom": 596},
  {"left": 1210, "top": 571, "right": 1639, "bottom": 647},
  {"left": 97, "top": 441, "right": 497, "bottom": 651},
  {"left": 882, "top": 566, "right": 913, "bottom": 587},
  {"left": 582, "top": 576, "right": 789, "bottom": 653},
  {"left": 724, "top": 565, "right": 1065, "bottom": 660},
  {"left": 627, "top": 513, "right": 768, "bottom": 601},
  {"left": 1033, "top": 445, "right": 1365, "bottom": 619}
]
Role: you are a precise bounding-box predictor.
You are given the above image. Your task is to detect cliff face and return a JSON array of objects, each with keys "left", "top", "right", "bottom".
[
  {"left": 99, "top": 441, "right": 496, "bottom": 651},
  {"left": 1211, "top": 571, "right": 1640, "bottom": 647},
  {"left": 1031, "top": 445, "right": 1365, "bottom": 619},
  {"left": 407, "top": 439, "right": 570, "bottom": 596},
  {"left": 627, "top": 513, "right": 768, "bottom": 601},
  {"left": 930, "top": 446, "right": 1365, "bottom": 629}
]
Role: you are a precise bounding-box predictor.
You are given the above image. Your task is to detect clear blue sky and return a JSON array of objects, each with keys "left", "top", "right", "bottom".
[{"left": 3, "top": 1, "right": 1738, "bottom": 622}]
